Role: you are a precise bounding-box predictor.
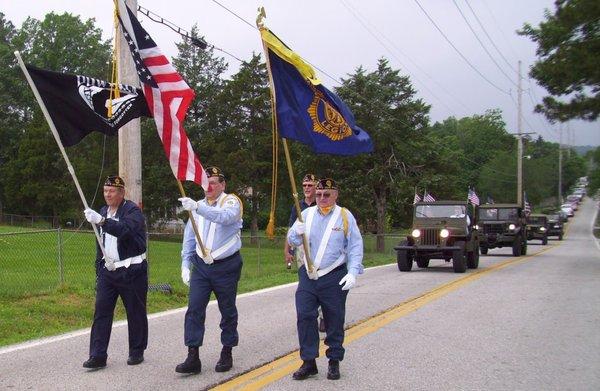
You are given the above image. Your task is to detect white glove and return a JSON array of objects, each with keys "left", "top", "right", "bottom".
[
  {"left": 104, "top": 258, "right": 116, "bottom": 271},
  {"left": 295, "top": 222, "right": 305, "bottom": 235},
  {"left": 339, "top": 273, "right": 356, "bottom": 290},
  {"left": 201, "top": 249, "right": 214, "bottom": 265},
  {"left": 181, "top": 266, "right": 191, "bottom": 286},
  {"left": 178, "top": 197, "right": 199, "bottom": 212},
  {"left": 84, "top": 208, "right": 103, "bottom": 224}
]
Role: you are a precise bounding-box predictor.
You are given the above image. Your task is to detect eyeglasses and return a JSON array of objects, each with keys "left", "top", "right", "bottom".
[
  {"left": 316, "top": 192, "right": 331, "bottom": 199},
  {"left": 302, "top": 184, "right": 314, "bottom": 188}
]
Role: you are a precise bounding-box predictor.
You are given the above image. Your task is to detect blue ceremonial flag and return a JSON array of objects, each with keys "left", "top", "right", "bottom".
[{"left": 260, "top": 28, "right": 373, "bottom": 155}]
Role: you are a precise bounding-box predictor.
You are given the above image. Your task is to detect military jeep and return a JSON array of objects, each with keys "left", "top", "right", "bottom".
[
  {"left": 526, "top": 214, "right": 549, "bottom": 245},
  {"left": 476, "top": 204, "right": 527, "bottom": 256},
  {"left": 546, "top": 214, "right": 564, "bottom": 240},
  {"left": 394, "top": 201, "right": 479, "bottom": 273}
]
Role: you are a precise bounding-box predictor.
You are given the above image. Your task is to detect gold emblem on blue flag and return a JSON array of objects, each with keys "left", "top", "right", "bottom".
[{"left": 308, "top": 88, "right": 352, "bottom": 141}]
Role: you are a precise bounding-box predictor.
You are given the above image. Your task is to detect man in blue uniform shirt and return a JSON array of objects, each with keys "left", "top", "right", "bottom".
[
  {"left": 287, "top": 178, "right": 364, "bottom": 381},
  {"left": 82, "top": 175, "right": 148, "bottom": 369},
  {"left": 176, "top": 166, "right": 243, "bottom": 374}
]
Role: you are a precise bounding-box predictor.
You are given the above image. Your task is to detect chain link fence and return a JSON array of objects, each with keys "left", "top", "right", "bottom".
[{"left": 0, "top": 226, "right": 404, "bottom": 299}]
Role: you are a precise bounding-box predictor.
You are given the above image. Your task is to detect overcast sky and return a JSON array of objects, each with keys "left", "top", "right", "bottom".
[{"left": 2, "top": 0, "right": 598, "bottom": 146}]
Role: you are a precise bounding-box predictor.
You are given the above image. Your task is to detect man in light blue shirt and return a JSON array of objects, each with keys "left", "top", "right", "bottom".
[
  {"left": 287, "top": 178, "right": 364, "bottom": 381},
  {"left": 175, "top": 166, "right": 243, "bottom": 375}
]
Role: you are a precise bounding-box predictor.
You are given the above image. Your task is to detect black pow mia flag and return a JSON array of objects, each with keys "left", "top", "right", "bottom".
[{"left": 26, "top": 65, "right": 151, "bottom": 147}]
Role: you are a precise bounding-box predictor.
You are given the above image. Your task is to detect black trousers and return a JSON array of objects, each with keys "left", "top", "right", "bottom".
[
  {"left": 184, "top": 252, "right": 243, "bottom": 348},
  {"left": 90, "top": 261, "right": 148, "bottom": 359}
]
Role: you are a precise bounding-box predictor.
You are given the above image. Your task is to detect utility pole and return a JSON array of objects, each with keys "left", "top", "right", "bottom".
[
  {"left": 558, "top": 124, "right": 563, "bottom": 206},
  {"left": 118, "top": 0, "right": 142, "bottom": 207},
  {"left": 517, "top": 60, "right": 523, "bottom": 206}
]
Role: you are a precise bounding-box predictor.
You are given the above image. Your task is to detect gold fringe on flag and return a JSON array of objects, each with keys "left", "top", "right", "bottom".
[{"left": 108, "top": 4, "right": 121, "bottom": 118}]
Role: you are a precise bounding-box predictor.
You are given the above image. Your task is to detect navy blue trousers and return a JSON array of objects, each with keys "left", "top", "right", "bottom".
[
  {"left": 90, "top": 261, "right": 148, "bottom": 359},
  {"left": 296, "top": 265, "right": 349, "bottom": 361},
  {"left": 184, "top": 252, "right": 243, "bottom": 347}
]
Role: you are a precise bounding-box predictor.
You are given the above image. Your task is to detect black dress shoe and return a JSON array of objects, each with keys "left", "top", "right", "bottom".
[
  {"left": 215, "top": 347, "right": 233, "bottom": 372},
  {"left": 175, "top": 347, "right": 201, "bottom": 374},
  {"left": 127, "top": 354, "right": 144, "bottom": 365},
  {"left": 292, "top": 359, "right": 318, "bottom": 380},
  {"left": 327, "top": 359, "right": 340, "bottom": 380},
  {"left": 83, "top": 356, "right": 107, "bottom": 369}
]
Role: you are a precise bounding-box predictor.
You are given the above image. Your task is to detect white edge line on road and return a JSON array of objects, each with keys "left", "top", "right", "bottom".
[
  {"left": 591, "top": 200, "right": 600, "bottom": 251},
  {"left": 0, "top": 263, "right": 396, "bottom": 355}
]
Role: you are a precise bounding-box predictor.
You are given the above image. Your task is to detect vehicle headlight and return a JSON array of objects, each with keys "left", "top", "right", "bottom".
[
  {"left": 540, "top": 227, "right": 546, "bottom": 231},
  {"left": 554, "top": 225, "right": 560, "bottom": 228},
  {"left": 508, "top": 224, "right": 516, "bottom": 230},
  {"left": 440, "top": 229, "right": 450, "bottom": 238},
  {"left": 473, "top": 224, "right": 479, "bottom": 230},
  {"left": 411, "top": 229, "right": 421, "bottom": 238}
]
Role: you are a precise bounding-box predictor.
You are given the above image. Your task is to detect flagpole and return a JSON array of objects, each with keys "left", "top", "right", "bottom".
[
  {"left": 176, "top": 180, "right": 208, "bottom": 257},
  {"left": 14, "top": 50, "right": 114, "bottom": 271},
  {"left": 257, "top": 8, "right": 315, "bottom": 275}
]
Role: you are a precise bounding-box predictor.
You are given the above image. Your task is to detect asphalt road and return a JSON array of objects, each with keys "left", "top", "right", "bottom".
[{"left": 1, "top": 199, "right": 599, "bottom": 390}]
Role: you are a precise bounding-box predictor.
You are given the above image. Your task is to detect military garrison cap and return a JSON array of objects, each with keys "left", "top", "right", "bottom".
[
  {"left": 206, "top": 166, "right": 225, "bottom": 180},
  {"left": 104, "top": 175, "right": 125, "bottom": 188},
  {"left": 302, "top": 173, "right": 317, "bottom": 183},
  {"left": 316, "top": 178, "right": 337, "bottom": 190}
]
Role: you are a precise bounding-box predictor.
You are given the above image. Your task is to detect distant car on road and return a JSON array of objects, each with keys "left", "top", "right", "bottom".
[{"left": 560, "top": 204, "right": 574, "bottom": 217}]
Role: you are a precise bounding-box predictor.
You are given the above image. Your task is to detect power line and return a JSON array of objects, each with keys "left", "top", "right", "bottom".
[
  {"left": 479, "top": 0, "right": 521, "bottom": 63},
  {"left": 209, "top": 0, "right": 342, "bottom": 86},
  {"left": 452, "top": 0, "right": 517, "bottom": 88},
  {"left": 464, "top": 0, "right": 518, "bottom": 75},
  {"left": 137, "top": 5, "right": 245, "bottom": 62},
  {"left": 338, "top": 0, "right": 461, "bottom": 115},
  {"left": 413, "top": 0, "right": 511, "bottom": 96}
]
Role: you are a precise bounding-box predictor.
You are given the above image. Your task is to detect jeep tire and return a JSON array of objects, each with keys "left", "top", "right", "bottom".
[
  {"left": 416, "top": 257, "right": 430, "bottom": 268},
  {"left": 512, "top": 237, "right": 522, "bottom": 256},
  {"left": 480, "top": 246, "right": 488, "bottom": 255},
  {"left": 542, "top": 235, "right": 548, "bottom": 245},
  {"left": 397, "top": 249, "right": 413, "bottom": 272},
  {"left": 467, "top": 244, "right": 479, "bottom": 269},
  {"left": 452, "top": 241, "right": 467, "bottom": 273}
]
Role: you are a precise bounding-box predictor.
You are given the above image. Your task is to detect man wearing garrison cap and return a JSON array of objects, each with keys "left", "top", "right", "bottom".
[
  {"left": 82, "top": 175, "right": 148, "bottom": 369},
  {"left": 176, "top": 166, "right": 244, "bottom": 375},
  {"left": 287, "top": 178, "right": 364, "bottom": 381}
]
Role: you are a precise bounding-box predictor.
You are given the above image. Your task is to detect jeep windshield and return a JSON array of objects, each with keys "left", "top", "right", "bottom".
[
  {"left": 415, "top": 204, "right": 466, "bottom": 218},
  {"left": 527, "top": 216, "right": 546, "bottom": 225},
  {"left": 478, "top": 208, "right": 518, "bottom": 221}
]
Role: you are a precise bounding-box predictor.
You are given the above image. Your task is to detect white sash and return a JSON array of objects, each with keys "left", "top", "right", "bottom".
[
  {"left": 194, "top": 194, "right": 239, "bottom": 261},
  {"left": 306, "top": 205, "right": 343, "bottom": 270}
]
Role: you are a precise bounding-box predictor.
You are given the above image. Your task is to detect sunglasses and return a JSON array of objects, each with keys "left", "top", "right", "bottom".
[{"left": 316, "top": 192, "right": 331, "bottom": 199}]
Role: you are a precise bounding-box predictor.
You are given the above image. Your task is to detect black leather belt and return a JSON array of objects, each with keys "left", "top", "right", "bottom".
[{"left": 208, "top": 251, "right": 240, "bottom": 265}]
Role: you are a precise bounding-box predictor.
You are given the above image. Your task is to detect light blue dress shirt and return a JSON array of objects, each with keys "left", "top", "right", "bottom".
[
  {"left": 287, "top": 205, "right": 364, "bottom": 276},
  {"left": 181, "top": 192, "right": 243, "bottom": 269}
]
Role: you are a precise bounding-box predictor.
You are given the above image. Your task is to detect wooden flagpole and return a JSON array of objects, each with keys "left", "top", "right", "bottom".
[
  {"left": 257, "top": 8, "right": 315, "bottom": 275},
  {"left": 176, "top": 180, "right": 208, "bottom": 258},
  {"left": 14, "top": 51, "right": 115, "bottom": 271}
]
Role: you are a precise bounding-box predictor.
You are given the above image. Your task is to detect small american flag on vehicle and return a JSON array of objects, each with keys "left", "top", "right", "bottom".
[{"left": 468, "top": 188, "right": 480, "bottom": 206}]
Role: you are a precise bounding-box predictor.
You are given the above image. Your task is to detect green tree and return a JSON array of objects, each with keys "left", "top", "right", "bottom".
[
  {"left": 2, "top": 13, "right": 112, "bottom": 218},
  {"left": 519, "top": 0, "right": 600, "bottom": 122},
  {"left": 210, "top": 53, "right": 272, "bottom": 240},
  {"left": 334, "top": 58, "right": 431, "bottom": 251}
]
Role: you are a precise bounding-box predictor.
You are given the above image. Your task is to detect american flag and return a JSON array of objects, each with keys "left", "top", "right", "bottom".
[
  {"left": 468, "top": 188, "right": 480, "bottom": 206},
  {"left": 423, "top": 191, "right": 435, "bottom": 202},
  {"left": 413, "top": 192, "right": 422, "bottom": 204},
  {"left": 523, "top": 191, "right": 531, "bottom": 215},
  {"left": 117, "top": 1, "right": 209, "bottom": 190}
]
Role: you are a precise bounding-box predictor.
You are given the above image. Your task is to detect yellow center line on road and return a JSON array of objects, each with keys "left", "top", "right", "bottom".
[{"left": 211, "top": 243, "right": 558, "bottom": 391}]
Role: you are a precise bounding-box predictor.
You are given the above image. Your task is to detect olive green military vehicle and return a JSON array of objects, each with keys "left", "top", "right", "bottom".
[
  {"left": 394, "top": 201, "right": 480, "bottom": 273},
  {"left": 546, "top": 214, "right": 564, "bottom": 240},
  {"left": 476, "top": 204, "right": 527, "bottom": 256},
  {"left": 526, "top": 214, "right": 549, "bottom": 245}
]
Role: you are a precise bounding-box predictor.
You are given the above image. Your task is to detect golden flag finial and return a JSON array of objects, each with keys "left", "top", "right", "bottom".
[{"left": 256, "top": 7, "right": 266, "bottom": 29}]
